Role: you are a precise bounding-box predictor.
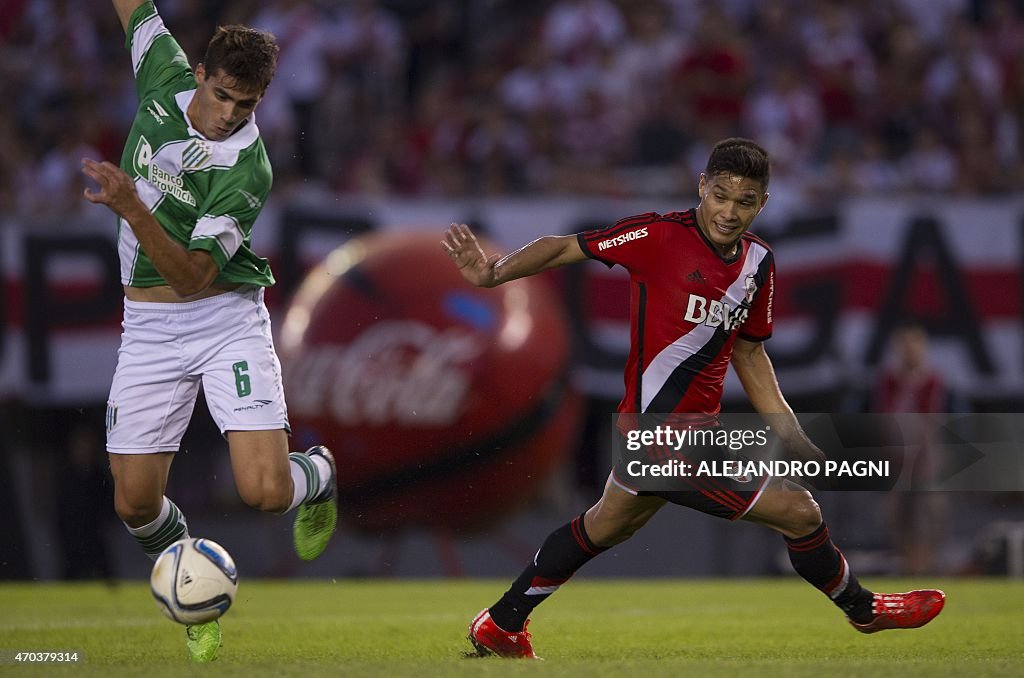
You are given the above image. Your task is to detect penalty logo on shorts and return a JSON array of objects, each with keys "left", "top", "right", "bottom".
[{"left": 105, "top": 402, "right": 118, "bottom": 432}]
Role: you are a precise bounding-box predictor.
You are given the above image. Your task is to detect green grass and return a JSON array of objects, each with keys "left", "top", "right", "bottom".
[{"left": 0, "top": 579, "right": 1020, "bottom": 676}]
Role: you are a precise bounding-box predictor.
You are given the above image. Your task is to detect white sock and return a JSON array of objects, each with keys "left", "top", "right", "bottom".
[
  {"left": 125, "top": 496, "right": 189, "bottom": 560},
  {"left": 309, "top": 454, "right": 331, "bottom": 494},
  {"left": 287, "top": 456, "right": 309, "bottom": 512},
  {"left": 287, "top": 452, "right": 332, "bottom": 511}
]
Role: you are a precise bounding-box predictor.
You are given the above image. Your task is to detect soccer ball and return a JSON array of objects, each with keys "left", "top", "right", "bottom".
[{"left": 150, "top": 537, "right": 239, "bottom": 625}]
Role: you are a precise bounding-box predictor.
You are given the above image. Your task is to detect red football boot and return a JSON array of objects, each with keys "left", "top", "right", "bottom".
[
  {"left": 468, "top": 609, "right": 539, "bottom": 659},
  {"left": 849, "top": 589, "right": 946, "bottom": 633}
]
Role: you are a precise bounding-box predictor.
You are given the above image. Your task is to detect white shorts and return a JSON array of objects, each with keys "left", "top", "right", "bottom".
[{"left": 106, "top": 285, "right": 290, "bottom": 454}]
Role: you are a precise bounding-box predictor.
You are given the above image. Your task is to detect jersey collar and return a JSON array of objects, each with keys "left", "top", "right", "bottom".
[
  {"left": 174, "top": 89, "right": 259, "bottom": 151},
  {"left": 690, "top": 208, "right": 743, "bottom": 264}
]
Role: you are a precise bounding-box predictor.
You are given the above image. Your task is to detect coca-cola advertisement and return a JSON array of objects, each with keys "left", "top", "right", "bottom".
[{"left": 277, "top": 232, "right": 581, "bottom": 532}]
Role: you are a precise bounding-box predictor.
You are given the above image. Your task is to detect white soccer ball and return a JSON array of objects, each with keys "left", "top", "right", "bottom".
[{"left": 150, "top": 537, "right": 239, "bottom": 625}]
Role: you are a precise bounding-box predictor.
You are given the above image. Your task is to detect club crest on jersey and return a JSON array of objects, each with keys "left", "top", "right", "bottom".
[
  {"left": 683, "top": 293, "right": 751, "bottom": 331},
  {"left": 744, "top": 274, "right": 758, "bottom": 303},
  {"left": 597, "top": 227, "right": 648, "bottom": 251},
  {"left": 182, "top": 139, "right": 211, "bottom": 170}
]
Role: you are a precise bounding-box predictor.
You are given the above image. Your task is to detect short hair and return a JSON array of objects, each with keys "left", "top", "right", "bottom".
[
  {"left": 705, "top": 138, "right": 771, "bottom": 189},
  {"left": 203, "top": 25, "right": 279, "bottom": 95}
]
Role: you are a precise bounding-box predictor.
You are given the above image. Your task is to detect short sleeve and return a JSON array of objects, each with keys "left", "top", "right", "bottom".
[
  {"left": 125, "top": 1, "right": 193, "bottom": 100},
  {"left": 189, "top": 163, "right": 271, "bottom": 270},
  {"left": 576, "top": 212, "right": 662, "bottom": 273},
  {"left": 738, "top": 249, "right": 774, "bottom": 342}
]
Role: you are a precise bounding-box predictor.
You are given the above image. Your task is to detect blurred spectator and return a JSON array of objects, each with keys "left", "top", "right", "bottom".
[
  {"left": 464, "top": 103, "right": 532, "bottom": 194},
  {"left": 2, "top": 0, "right": 1024, "bottom": 203},
  {"left": 744, "top": 59, "right": 824, "bottom": 169},
  {"left": 499, "top": 44, "right": 581, "bottom": 117},
  {"left": 981, "top": 0, "right": 1024, "bottom": 69},
  {"left": 873, "top": 325, "right": 946, "bottom": 414},
  {"left": 32, "top": 122, "right": 102, "bottom": 216},
  {"left": 329, "top": 0, "right": 407, "bottom": 114},
  {"left": 870, "top": 324, "right": 950, "bottom": 576},
  {"left": 892, "top": 0, "right": 969, "bottom": 46},
  {"left": 923, "top": 17, "right": 1002, "bottom": 111},
  {"left": 249, "top": 0, "right": 334, "bottom": 179},
  {"left": 540, "top": 0, "right": 627, "bottom": 65},
  {"left": 56, "top": 420, "right": 113, "bottom": 580},
  {"left": 802, "top": 1, "right": 877, "bottom": 153},
  {"left": 746, "top": 2, "right": 804, "bottom": 82},
  {"left": 605, "top": 1, "right": 684, "bottom": 106},
  {"left": 853, "top": 134, "right": 903, "bottom": 192},
  {"left": 902, "top": 129, "right": 958, "bottom": 193},
  {"left": 672, "top": 6, "right": 749, "bottom": 137}
]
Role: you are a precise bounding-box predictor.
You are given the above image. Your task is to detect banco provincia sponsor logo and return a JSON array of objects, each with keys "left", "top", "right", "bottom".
[
  {"left": 133, "top": 135, "right": 197, "bottom": 206},
  {"left": 233, "top": 399, "right": 273, "bottom": 412},
  {"left": 597, "top": 227, "right": 648, "bottom": 251}
]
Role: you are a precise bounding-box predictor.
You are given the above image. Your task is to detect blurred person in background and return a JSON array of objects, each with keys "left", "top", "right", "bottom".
[
  {"left": 871, "top": 324, "right": 951, "bottom": 576},
  {"left": 3, "top": 0, "right": 1024, "bottom": 198}
]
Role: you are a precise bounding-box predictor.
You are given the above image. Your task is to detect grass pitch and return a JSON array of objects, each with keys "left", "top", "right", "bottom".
[{"left": 0, "top": 579, "right": 1020, "bottom": 677}]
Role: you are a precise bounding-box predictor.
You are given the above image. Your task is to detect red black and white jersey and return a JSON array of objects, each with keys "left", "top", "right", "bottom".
[{"left": 576, "top": 208, "right": 774, "bottom": 416}]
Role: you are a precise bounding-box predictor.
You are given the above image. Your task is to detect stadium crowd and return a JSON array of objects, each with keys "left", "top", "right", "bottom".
[{"left": 2, "top": 0, "right": 1023, "bottom": 215}]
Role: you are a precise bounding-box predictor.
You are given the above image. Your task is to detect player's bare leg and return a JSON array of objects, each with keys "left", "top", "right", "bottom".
[
  {"left": 228, "top": 429, "right": 337, "bottom": 560},
  {"left": 109, "top": 452, "right": 219, "bottom": 661},
  {"left": 109, "top": 452, "right": 186, "bottom": 554},
  {"left": 470, "top": 475, "right": 665, "bottom": 658},
  {"left": 744, "top": 478, "right": 944, "bottom": 632},
  {"left": 227, "top": 430, "right": 294, "bottom": 513},
  {"left": 582, "top": 476, "right": 667, "bottom": 546}
]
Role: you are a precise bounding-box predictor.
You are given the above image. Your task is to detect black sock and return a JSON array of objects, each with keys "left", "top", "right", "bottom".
[
  {"left": 489, "top": 513, "right": 607, "bottom": 632},
  {"left": 785, "top": 522, "right": 874, "bottom": 623}
]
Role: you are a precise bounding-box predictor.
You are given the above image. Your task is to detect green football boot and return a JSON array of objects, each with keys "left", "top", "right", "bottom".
[
  {"left": 293, "top": 445, "right": 338, "bottom": 561},
  {"left": 185, "top": 620, "right": 221, "bottom": 662}
]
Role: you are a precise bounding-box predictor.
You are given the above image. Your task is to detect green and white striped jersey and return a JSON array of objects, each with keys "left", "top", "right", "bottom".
[{"left": 118, "top": 1, "right": 274, "bottom": 288}]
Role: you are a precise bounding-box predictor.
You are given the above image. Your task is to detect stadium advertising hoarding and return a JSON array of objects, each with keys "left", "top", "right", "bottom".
[{"left": 0, "top": 194, "right": 1022, "bottom": 404}]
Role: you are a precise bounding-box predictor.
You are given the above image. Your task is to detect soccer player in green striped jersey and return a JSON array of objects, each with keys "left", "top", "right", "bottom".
[{"left": 81, "top": 1, "right": 337, "bottom": 663}]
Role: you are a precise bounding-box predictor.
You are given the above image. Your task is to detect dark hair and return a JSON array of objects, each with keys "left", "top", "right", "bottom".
[
  {"left": 203, "top": 25, "right": 279, "bottom": 95},
  {"left": 705, "top": 137, "right": 771, "bottom": 189}
]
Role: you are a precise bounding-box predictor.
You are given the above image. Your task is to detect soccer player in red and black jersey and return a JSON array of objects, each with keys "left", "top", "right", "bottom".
[{"left": 442, "top": 138, "right": 944, "bottom": 659}]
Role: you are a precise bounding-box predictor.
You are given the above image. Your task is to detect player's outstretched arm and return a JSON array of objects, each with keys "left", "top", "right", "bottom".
[
  {"left": 112, "top": 0, "right": 147, "bottom": 33},
  {"left": 732, "top": 338, "right": 826, "bottom": 466},
  {"left": 441, "top": 223, "right": 587, "bottom": 288},
  {"left": 82, "top": 158, "right": 219, "bottom": 297}
]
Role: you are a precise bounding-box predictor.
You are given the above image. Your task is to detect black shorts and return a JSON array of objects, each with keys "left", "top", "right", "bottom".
[
  {"left": 609, "top": 468, "right": 770, "bottom": 520},
  {"left": 611, "top": 430, "right": 771, "bottom": 520}
]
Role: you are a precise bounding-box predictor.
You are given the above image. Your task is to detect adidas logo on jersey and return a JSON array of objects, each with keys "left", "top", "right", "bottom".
[
  {"left": 683, "top": 293, "right": 750, "bottom": 331},
  {"left": 597, "top": 227, "right": 648, "bottom": 251},
  {"left": 687, "top": 269, "right": 706, "bottom": 284}
]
